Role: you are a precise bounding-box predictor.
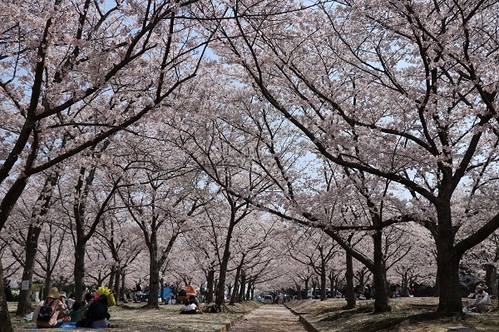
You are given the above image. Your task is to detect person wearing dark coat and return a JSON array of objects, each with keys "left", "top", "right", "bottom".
[{"left": 77, "top": 294, "right": 110, "bottom": 328}]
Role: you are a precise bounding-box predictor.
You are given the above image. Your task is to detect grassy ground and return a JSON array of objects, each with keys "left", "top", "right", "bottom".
[
  {"left": 9, "top": 297, "right": 499, "bottom": 331},
  {"left": 9, "top": 301, "right": 261, "bottom": 332},
  {"left": 286, "top": 297, "right": 499, "bottom": 332}
]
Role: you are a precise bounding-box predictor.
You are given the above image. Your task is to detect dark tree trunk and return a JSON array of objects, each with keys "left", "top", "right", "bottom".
[
  {"left": 435, "top": 204, "right": 463, "bottom": 314},
  {"left": 147, "top": 251, "right": 160, "bottom": 308},
  {"left": 372, "top": 230, "right": 391, "bottom": 313},
  {"left": 107, "top": 266, "right": 116, "bottom": 290},
  {"left": 74, "top": 240, "right": 86, "bottom": 302},
  {"left": 328, "top": 270, "right": 338, "bottom": 297},
  {"left": 206, "top": 268, "right": 215, "bottom": 303},
  {"left": 0, "top": 261, "right": 14, "bottom": 332},
  {"left": 304, "top": 279, "right": 309, "bottom": 299},
  {"left": 436, "top": 245, "right": 462, "bottom": 313},
  {"left": 17, "top": 173, "right": 58, "bottom": 316},
  {"left": 245, "top": 279, "right": 252, "bottom": 300},
  {"left": 320, "top": 260, "right": 327, "bottom": 301},
  {"left": 120, "top": 270, "right": 126, "bottom": 303},
  {"left": 485, "top": 264, "right": 497, "bottom": 297},
  {"left": 216, "top": 219, "right": 237, "bottom": 307},
  {"left": 296, "top": 283, "right": 302, "bottom": 300},
  {"left": 238, "top": 272, "right": 246, "bottom": 302},
  {"left": 216, "top": 261, "right": 228, "bottom": 307},
  {"left": 230, "top": 266, "right": 241, "bottom": 305},
  {"left": 112, "top": 268, "right": 120, "bottom": 303},
  {"left": 16, "top": 225, "right": 42, "bottom": 316},
  {"left": 0, "top": 179, "right": 29, "bottom": 330},
  {"left": 43, "top": 271, "right": 52, "bottom": 299},
  {"left": 324, "top": 230, "right": 391, "bottom": 312},
  {"left": 345, "top": 252, "right": 356, "bottom": 309}
]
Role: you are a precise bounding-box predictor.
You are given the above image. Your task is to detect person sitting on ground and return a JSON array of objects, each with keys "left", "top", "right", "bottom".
[
  {"left": 66, "top": 293, "right": 76, "bottom": 310},
  {"left": 85, "top": 294, "right": 111, "bottom": 328},
  {"left": 75, "top": 294, "right": 93, "bottom": 327},
  {"left": 180, "top": 295, "right": 201, "bottom": 314},
  {"left": 69, "top": 301, "right": 87, "bottom": 323},
  {"left": 84, "top": 292, "right": 94, "bottom": 306},
  {"left": 32, "top": 287, "right": 67, "bottom": 328},
  {"left": 466, "top": 285, "right": 492, "bottom": 313},
  {"left": 57, "top": 291, "right": 70, "bottom": 321}
]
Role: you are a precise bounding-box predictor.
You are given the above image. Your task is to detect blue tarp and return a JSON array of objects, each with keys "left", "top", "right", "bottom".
[
  {"left": 33, "top": 323, "right": 76, "bottom": 329},
  {"left": 158, "top": 287, "right": 171, "bottom": 299},
  {"left": 58, "top": 323, "right": 76, "bottom": 328}
]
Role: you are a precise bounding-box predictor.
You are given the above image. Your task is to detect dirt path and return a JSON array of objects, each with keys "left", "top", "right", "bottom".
[{"left": 229, "top": 304, "right": 310, "bottom": 332}]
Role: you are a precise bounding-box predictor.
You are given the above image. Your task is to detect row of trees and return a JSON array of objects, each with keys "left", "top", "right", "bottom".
[{"left": 2, "top": 1, "right": 499, "bottom": 331}]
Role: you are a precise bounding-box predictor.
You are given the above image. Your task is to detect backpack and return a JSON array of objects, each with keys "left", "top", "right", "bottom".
[{"left": 37, "top": 298, "right": 56, "bottom": 322}]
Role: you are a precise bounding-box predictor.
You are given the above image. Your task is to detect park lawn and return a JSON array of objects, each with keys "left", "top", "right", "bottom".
[
  {"left": 9, "top": 298, "right": 499, "bottom": 331},
  {"left": 9, "top": 300, "right": 261, "bottom": 332},
  {"left": 287, "top": 297, "right": 499, "bottom": 332}
]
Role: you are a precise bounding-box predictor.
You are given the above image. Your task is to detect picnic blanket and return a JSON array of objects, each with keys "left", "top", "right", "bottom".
[{"left": 57, "top": 323, "right": 77, "bottom": 328}]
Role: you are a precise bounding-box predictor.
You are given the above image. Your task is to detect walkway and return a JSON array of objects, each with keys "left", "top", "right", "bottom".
[{"left": 229, "top": 304, "right": 311, "bottom": 332}]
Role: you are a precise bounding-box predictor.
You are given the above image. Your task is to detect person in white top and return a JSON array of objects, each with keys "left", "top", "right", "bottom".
[
  {"left": 467, "top": 285, "right": 492, "bottom": 313},
  {"left": 180, "top": 296, "right": 201, "bottom": 314}
]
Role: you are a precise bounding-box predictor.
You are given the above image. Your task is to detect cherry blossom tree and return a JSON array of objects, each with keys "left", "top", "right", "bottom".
[
  {"left": 212, "top": 0, "right": 499, "bottom": 314},
  {"left": 287, "top": 228, "right": 339, "bottom": 301},
  {"left": 94, "top": 213, "right": 145, "bottom": 301},
  {"left": 115, "top": 135, "right": 208, "bottom": 308},
  {"left": 0, "top": 0, "right": 219, "bottom": 328},
  {"left": 0, "top": 171, "right": 60, "bottom": 315},
  {"left": 227, "top": 215, "right": 280, "bottom": 304}
]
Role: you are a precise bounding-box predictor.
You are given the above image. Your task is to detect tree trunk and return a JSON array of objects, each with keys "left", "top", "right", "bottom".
[
  {"left": 485, "top": 264, "right": 497, "bottom": 297},
  {"left": 304, "top": 279, "right": 309, "bottom": 299},
  {"left": 120, "top": 270, "right": 126, "bottom": 303},
  {"left": 432, "top": 202, "right": 463, "bottom": 314},
  {"left": 345, "top": 252, "right": 356, "bottom": 309},
  {"left": 238, "top": 272, "right": 246, "bottom": 302},
  {"left": 0, "top": 261, "right": 14, "bottom": 332},
  {"left": 16, "top": 225, "right": 42, "bottom": 316},
  {"left": 296, "top": 283, "right": 302, "bottom": 300},
  {"left": 328, "top": 270, "right": 338, "bottom": 297},
  {"left": 16, "top": 173, "right": 58, "bottom": 316},
  {"left": 0, "top": 179, "right": 29, "bottom": 330},
  {"left": 43, "top": 271, "right": 52, "bottom": 299},
  {"left": 372, "top": 230, "right": 391, "bottom": 313},
  {"left": 320, "top": 260, "right": 327, "bottom": 301},
  {"left": 113, "top": 269, "right": 120, "bottom": 303},
  {"left": 216, "top": 220, "right": 236, "bottom": 307},
  {"left": 436, "top": 240, "right": 462, "bottom": 313},
  {"left": 206, "top": 268, "right": 215, "bottom": 303},
  {"left": 147, "top": 254, "right": 160, "bottom": 308},
  {"left": 245, "top": 280, "right": 252, "bottom": 300},
  {"left": 74, "top": 240, "right": 86, "bottom": 302},
  {"left": 324, "top": 230, "right": 390, "bottom": 312},
  {"left": 107, "top": 266, "right": 116, "bottom": 290},
  {"left": 230, "top": 265, "right": 241, "bottom": 305}
]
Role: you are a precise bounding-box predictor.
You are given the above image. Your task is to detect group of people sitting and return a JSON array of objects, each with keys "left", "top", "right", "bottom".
[
  {"left": 33, "top": 287, "right": 111, "bottom": 328},
  {"left": 179, "top": 294, "right": 222, "bottom": 314}
]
